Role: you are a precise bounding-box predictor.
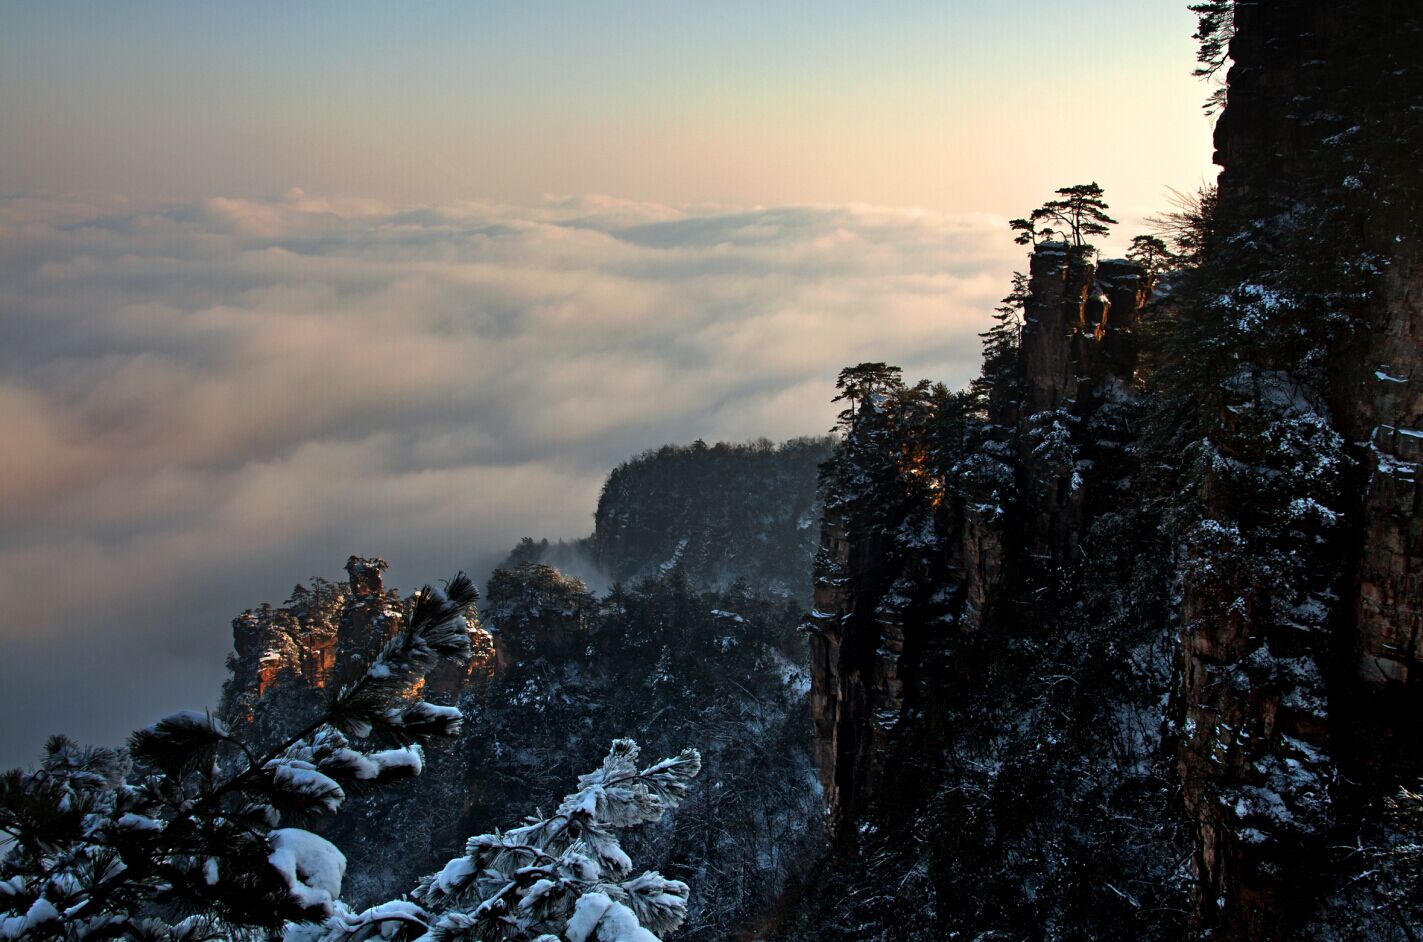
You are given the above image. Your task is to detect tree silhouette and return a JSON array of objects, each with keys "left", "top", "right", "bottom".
[
  {"left": 1010, "top": 183, "right": 1117, "bottom": 252},
  {"left": 833, "top": 362, "right": 905, "bottom": 431},
  {"left": 1126, "top": 234, "right": 1178, "bottom": 281},
  {"left": 1190, "top": 2, "right": 1235, "bottom": 114}
]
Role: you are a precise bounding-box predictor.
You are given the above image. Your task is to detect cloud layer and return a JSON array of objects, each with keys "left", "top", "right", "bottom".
[{"left": 0, "top": 190, "right": 1018, "bottom": 767}]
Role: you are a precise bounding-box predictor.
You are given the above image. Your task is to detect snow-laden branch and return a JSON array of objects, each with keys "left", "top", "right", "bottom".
[{"left": 295, "top": 739, "right": 702, "bottom": 942}]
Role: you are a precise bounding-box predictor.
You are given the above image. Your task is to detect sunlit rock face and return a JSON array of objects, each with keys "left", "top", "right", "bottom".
[
  {"left": 221, "top": 556, "right": 492, "bottom": 735},
  {"left": 227, "top": 576, "right": 346, "bottom": 711}
]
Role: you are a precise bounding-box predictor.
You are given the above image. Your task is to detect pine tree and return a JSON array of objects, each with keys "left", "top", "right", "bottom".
[
  {"left": 1144, "top": 185, "right": 1217, "bottom": 269},
  {"left": 832, "top": 363, "right": 905, "bottom": 432},
  {"left": 1009, "top": 183, "right": 1117, "bottom": 252},
  {"left": 1189, "top": 1, "right": 1235, "bottom": 114},
  {"left": 970, "top": 272, "right": 1028, "bottom": 411},
  {"left": 1125, "top": 235, "right": 1178, "bottom": 285}
]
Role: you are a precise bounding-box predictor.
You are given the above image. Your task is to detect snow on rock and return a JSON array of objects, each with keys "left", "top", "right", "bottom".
[
  {"left": 658, "top": 538, "right": 690, "bottom": 574},
  {"left": 268, "top": 827, "right": 347, "bottom": 915}
]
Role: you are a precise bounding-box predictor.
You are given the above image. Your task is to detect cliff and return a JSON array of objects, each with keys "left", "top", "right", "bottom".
[
  {"left": 500, "top": 438, "right": 832, "bottom": 601},
  {"left": 797, "top": 3, "right": 1423, "bottom": 940},
  {"left": 217, "top": 441, "right": 827, "bottom": 925},
  {"left": 221, "top": 556, "right": 494, "bottom": 741},
  {"left": 483, "top": 562, "right": 594, "bottom": 668},
  {"left": 801, "top": 248, "right": 1181, "bottom": 942},
  {"left": 1175, "top": 3, "right": 1422, "bottom": 936}
]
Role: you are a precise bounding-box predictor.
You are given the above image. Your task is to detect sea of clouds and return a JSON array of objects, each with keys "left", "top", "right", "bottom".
[{"left": 0, "top": 189, "right": 1020, "bottom": 767}]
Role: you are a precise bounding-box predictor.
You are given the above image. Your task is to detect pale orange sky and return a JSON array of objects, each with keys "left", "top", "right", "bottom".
[{"left": 2, "top": 1, "right": 1216, "bottom": 224}]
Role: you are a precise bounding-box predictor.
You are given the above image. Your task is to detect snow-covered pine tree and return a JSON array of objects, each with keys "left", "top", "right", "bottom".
[
  {"left": 297, "top": 739, "right": 702, "bottom": 942},
  {"left": 0, "top": 574, "right": 480, "bottom": 940}
]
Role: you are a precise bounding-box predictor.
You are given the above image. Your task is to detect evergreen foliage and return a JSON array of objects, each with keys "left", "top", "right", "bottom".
[
  {"left": 1009, "top": 183, "right": 1117, "bottom": 252},
  {"left": 785, "top": 4, "right": 1423, "bottom": 934},
  {"left": 484, "top": 564, "right": 595, "bottom": 661},
  {"left": 784, "top": 179, "right": 1189, "bottom": 939},
  {"left": 227, "top": 558, "right": 818, "bottom": 941},
  {"left": 1125, "top": 234, "right": 1177, "bottom": 284},
  {"left": 1189, "top": 1, "right": 1234, "bottom": 113},
  {"left": 459, "top": 569, "right": 818, "bottom": 942}
]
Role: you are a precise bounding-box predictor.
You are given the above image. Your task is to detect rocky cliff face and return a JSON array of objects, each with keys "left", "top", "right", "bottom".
[
  {"left": 1352, "top": 250, "right": 1423, "bottom": 692},
  {"left": 483, "top": 562, "right": 594, "bottom": 668},
  {"left": 499, "top": 438, "right": 832, "bottom": 601},
  {"left": 808, "top": 249, "right": 1149, "bottom": 836},
  {"left": 1173, "top": 3, "right": 1423, "bottom": 938},
  {"left": 801, "top": 4, "right": 1423, "bottom": 940},
  {"left": 590, "top": 438, "right": 831, "bottom": 598},
  {"left": 1209, "top": 4, "right": 1423, "bottom": 694}
]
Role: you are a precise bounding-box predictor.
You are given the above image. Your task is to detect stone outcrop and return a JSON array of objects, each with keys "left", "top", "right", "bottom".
[
  {"left": 1175, "top": 371, "right": 1336, "bottom": 939},
  {"left": 221, "top": 556, "right": 492, "bottom": 730},
  {"left": 1016, "top": 245, "right": 1147, "bottom": 558},
  {"left": 1350, "top": 232, "right": 1423, "bottom": 712},
  {"left": 588, "top": 438, "right": 831, "bottom": 599}
]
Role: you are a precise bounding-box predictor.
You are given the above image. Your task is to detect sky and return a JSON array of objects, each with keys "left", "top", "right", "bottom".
[{"left": 0, "top": 1, "right": 1217, "bottom": 769}]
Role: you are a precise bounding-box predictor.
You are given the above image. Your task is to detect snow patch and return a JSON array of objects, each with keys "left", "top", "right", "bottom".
[
  {"left": 566, "top": 892, "right": 658, "bottom": 942},
  {"left": 432, "top": 855, "right": 477, "bottom": 895},
  {"left": 267, "top": 828, "right": 346, "bottom": 915}
]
